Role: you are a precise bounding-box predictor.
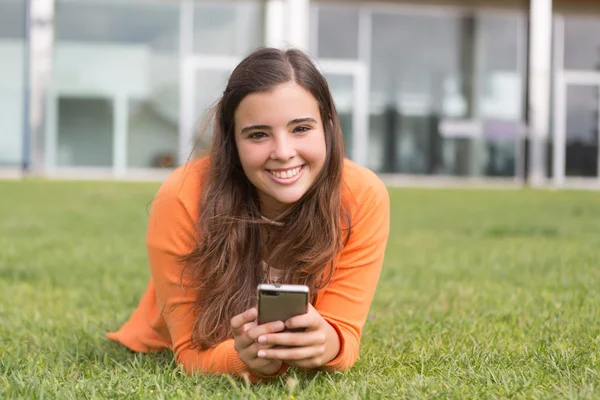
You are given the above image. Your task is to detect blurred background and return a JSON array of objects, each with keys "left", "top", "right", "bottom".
[{"left": 1, "top": 0, "right": 599, "bottom": 188}]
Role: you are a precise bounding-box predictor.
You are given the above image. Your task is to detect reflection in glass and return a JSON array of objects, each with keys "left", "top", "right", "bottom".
[
  {"left": 565, "top": 85, "right": 599, "bottom": 177},
  {"left": 370, "top": 12, "right": 463, "bottom": 174},
  {"left": 315, "top": 6, "right": 359, "bottom": 59},
  {"left": 194, "top": 2, "right": 264, "bottom": 56},
  {"left": 324, "top": 74, "right": 354, "bottom": 159},
  {"left": 0, "top": 0, "right": 25, "bottom": 166},
  {"left": 368, "top": 11, "right": 525, "bottom": 177},
  {"left": 128, "top": 99, "right": 179, "bottom": 168},
  {"left": 53, "top": 0, "right": 180, "bottom": 168},
  {"left": 564, "top": 17, "right": 600, "bottom": 71},
  {"left": 193, "top": 69, "right": 232, "bottom": 152},
  {"left": 476, "top": 14, "right": 525, "bottom": 177},
  {"left": 57, "top": 97, "right": 113, "bottom": 167}
]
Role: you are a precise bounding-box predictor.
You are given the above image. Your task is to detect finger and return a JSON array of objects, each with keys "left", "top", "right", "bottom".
[
  {"left": 285, "top": 309, "right": 319, "bottom": 331},
  {"left": 283, "top": 358, "right": 322, "bottom": 370},
  {"left": 257, "top": 330, "right": 326, "bottom": 347},
  {"left": 240, "top": 342, "right": 275, "bottom": 360},
  {"left": 236, "top": 342, "right": 279, "bottom": 374},
  {"left": 254, "top": 342, "right": 278, "bottom": 354},
  {"left": 257, "top": 344, "right": 325, "bottom": 361},
  {"left": 237, "top": 320, "right": 285, "bottom": 349},
  {"left": 241, "top": 320, "right": 257, "bottom": 334},
  {"left": 231, "top": 308, "right": 257, "bottom": 337}
]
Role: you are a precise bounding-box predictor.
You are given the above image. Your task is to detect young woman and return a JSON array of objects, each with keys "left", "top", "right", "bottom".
[{"left": 107, "top": 47, "right": 390, "bottom": 382}]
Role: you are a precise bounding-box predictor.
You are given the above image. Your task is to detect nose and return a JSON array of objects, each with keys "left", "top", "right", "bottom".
[{"left": 270, "top": 132, "right": 296, "bottom": 161}]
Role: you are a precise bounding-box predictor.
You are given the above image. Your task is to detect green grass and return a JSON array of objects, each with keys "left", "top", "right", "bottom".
[{"left": 1, "top": 180, "right": 599, "bottom": 399}]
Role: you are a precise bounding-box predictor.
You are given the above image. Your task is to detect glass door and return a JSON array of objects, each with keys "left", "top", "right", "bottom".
[
  {"left": 553, "top": 73, "right": 600, "bottom": 186},
  {"left": 179, "top": 56, "right": 237, "bottom": 163},
  {"left": 322, "top": 73, "right": 354, "bottom": 157},
  {"left": 178, "top": 0, "right": 264, "bottom": 165},
  {"left": 318, "top": 60, "right": 368, "bottom": 166}
]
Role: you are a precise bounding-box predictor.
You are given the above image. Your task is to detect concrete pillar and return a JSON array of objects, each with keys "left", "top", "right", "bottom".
[
  {"left": 265, "top": 0, "right": 285, "bottom": 48},
  {"left": 527, "top": 0, "right": 553, "bottom": 185},
  {"left": 24, "top": 0, "right": 55, "bottom": 175},
  {"left": 265, "top": 0, "right": 310, "bottom": 50},
  {"left": 286, "top": 0, "right": 310, "bottom": 50}
]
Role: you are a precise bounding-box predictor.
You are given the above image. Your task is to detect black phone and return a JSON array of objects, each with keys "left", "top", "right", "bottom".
[{"left": 257, "top": 284, "right": 309, "bottom": 332}]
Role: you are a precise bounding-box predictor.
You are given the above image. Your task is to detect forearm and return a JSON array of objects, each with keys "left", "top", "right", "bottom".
[
  {"left": 175, "top": 339, "right": 288, "bottom": 382},
  {"left": 320, "top": 317, "right": 360, "bottom": 371},
  {"left": 322, "top": 320, "right": 342, "bottom": 365}
]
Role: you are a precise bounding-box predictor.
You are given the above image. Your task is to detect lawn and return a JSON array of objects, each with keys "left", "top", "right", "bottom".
[{"left": 1, "top": 179, "right": 599, "bottom": 399}]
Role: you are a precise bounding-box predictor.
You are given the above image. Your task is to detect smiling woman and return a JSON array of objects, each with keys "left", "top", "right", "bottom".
[{"left": 107, "top": 47, "right": 390, "bottom": 383}]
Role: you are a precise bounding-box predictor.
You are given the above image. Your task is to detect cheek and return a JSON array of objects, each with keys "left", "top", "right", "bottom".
[
  {"left": 236, "top": 142, "right": 264, "bottom": 172},
  {"left": 310, "top": 133, "right": 327, "bottom": 164}
]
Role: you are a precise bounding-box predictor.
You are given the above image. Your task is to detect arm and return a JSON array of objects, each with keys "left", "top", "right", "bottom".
[
  {"left": 316, "top": 180, "right": 390, "bottom": 371},
  {"left": 146, "top": 188, "right": 287, "bottom": 382}
]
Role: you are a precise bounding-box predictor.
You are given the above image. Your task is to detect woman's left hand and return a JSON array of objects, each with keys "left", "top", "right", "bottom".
[{"left": 255, "top": 304, "right": 341, "bottom": 369}]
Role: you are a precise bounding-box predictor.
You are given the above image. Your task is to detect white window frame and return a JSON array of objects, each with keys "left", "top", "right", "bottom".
[
  {"left": 310, "top": 4, "right": 371, "bottom": 167},
  {"left": 552, "top": 15, "right": 600, "bottom": 187}
]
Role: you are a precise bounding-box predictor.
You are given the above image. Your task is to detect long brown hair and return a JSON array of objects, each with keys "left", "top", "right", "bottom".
[{"left": 182, "top": 47, "right": 351, "bottom": 349}]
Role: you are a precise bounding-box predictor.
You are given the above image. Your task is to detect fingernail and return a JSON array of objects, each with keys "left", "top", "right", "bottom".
[
  {"left": 257, "top": 350, "right": 266, "bottom": 358},
  {"left": 258, "top": 336, "right": 266, "bottom": 344}
]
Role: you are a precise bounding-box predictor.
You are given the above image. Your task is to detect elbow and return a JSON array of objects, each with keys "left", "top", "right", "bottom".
[
  {"left": 175, "top": 352, "right": 199, "bottom": 376},
  {"left": 173, "top": 347, "right": 215, "bottom": 377},
  {"left": 328, "top": 348, "right": 359, "bottom": 372},
  {"left": 324, "top": 325, "right": 361, "bottom": 372}
]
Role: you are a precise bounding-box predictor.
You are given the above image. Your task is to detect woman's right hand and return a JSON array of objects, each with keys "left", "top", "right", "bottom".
[{"left": 231, "top": 308, "right": 286, "bottom": 376}]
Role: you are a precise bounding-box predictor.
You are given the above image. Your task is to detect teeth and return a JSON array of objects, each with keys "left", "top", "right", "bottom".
[{"left": 270, "top": 166, "right": 302, "bottom": 179}]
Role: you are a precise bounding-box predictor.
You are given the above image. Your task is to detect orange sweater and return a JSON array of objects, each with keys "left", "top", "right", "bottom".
[{"left": 107, "top": 157, "right": 389, "bottom": 381}]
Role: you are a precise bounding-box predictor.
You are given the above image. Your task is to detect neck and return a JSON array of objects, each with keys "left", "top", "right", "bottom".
[{"left": 258, "top": 196, "right": 290, "bottom": 220}]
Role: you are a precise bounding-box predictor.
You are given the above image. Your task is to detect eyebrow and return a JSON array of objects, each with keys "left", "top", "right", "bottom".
[{"left": 240, "top": 117, "right": 318, "bottom": 134}]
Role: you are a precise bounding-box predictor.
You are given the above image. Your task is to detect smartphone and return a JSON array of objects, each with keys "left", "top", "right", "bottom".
[{"left": 257, "top": 284, "right": 309, "bottom": 332}]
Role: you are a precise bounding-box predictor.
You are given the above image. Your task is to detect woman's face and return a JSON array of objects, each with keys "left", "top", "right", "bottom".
[{"left": 234, "top": 81, "right": 327, "bottom": 217}]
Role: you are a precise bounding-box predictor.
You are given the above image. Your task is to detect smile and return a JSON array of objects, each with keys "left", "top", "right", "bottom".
[
  {"left": 267, "top": 165, "right": 304, "bottom": 179},
  {"left": 266, "top": 165, "right": 305, "bottom": 183}
]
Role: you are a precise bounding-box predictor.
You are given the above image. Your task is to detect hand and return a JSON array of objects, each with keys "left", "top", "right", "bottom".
[
  {"left": 254, "top": 304, "right": 341, "bottom": 369},
  {"left": 231, "top": 307, "right": 286, "bottom": 376}
]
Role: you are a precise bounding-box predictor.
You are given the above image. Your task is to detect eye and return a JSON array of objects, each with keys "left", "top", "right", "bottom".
[
  {"left": 248, "top": 132, "right": 268, "bottom": 140},
  {"left": 293, "top": 125, "right": 311, "bottom": 134}
]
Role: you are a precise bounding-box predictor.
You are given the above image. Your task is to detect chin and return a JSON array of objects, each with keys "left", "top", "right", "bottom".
[
  {"left": 273, "top": 195, "right": 303, "bottom": 205},
  {"left": 271, "top": 191, "right": 307, "bottom": 206}
]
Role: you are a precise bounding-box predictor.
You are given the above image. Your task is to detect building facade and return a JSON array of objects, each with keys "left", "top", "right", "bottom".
[{"left": 1, "top": 0, "right": 599, "bottom": 187}]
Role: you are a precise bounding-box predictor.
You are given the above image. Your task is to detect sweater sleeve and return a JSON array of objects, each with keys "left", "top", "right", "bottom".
[
  {"left": 146, "top": 184, "right": 287, "bottom": 382},
  {"left": 315, "top": 179, "right": 390, "bottom": 371}
]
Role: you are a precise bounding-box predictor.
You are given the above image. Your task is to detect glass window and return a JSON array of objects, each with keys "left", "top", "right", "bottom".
[
  {"left": 564, "top": 16, "right": 600, "bottom": 71},
  {"left": 476, "top": 14, "right": 526, "bottom": 177},
  {"left": 369, "top": 12, "right": 464, "bottom": 174},
  {"left": 0, "top": 0, "right": 25, "bottom": 166},
  {"left": 368, "top": 11, "right": 525, "bottom": 177},
  {"left": 127, "top": 98, "right": 178, "bottom": 168},
  {"left": 314, "top": 6, "right": 359, "bottom": 59},
  {"left": 565, "top": 85, "right": 599, "bottom": 177},
  {"left": 477, "top": 14, "right": 524, "bottom": 120},
  {"left": 53, "top": 0, "right": 180, "bottom": 169},
  {"left": 191, "top": 69, "right": 232, "bottom": 150},
  {"left": 324, "top": 74, "right": 354, "bottom": 156},
  {"left": 57, "top": 97, "right": 113, "bottom": 167},
  {"left": 194, "top": 2, "right": 264, "bottom": 56}
]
